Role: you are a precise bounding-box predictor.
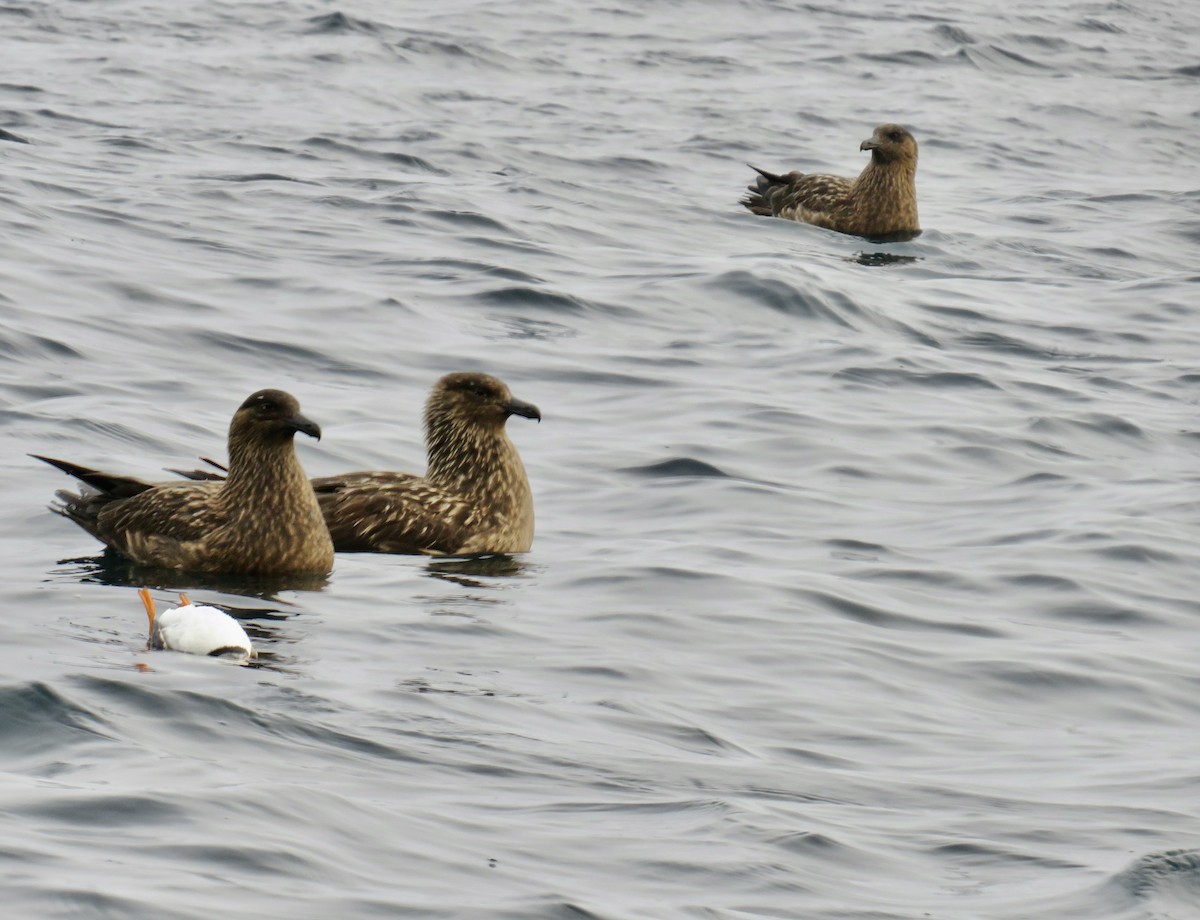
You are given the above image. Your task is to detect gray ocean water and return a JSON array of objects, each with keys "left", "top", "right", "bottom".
[{"left": 3, "top": 1, "right": 1200, "bottom": 917}]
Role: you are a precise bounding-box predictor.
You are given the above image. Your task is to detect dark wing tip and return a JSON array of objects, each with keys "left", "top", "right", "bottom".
[{"left": 31, "top": 454, "right": 86, "bottom": 478}]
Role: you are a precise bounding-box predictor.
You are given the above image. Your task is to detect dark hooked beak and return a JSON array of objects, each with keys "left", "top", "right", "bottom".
[
  {"left": 287, "top": 413, "right": 322, "bottom": 440},
  {"left": 860, "top": 138, "right": 879, "bottom": 151},
  {"left": 504, "top": 398, "right": 541, "bottom": 422}
]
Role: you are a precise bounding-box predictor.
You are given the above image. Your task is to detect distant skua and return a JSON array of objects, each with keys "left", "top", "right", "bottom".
[{"left": 743, "top": 123, "right": 921, "bottom": 241}]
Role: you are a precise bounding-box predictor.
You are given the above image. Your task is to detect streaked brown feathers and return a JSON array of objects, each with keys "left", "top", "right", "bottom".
[
  {"left": 742, "top": 123, "right": 920, "bottom": 241},
  {"left": 312, "top": 373, "right": 539, "bottom": 556},
  {"left": 35, "top": 389, "right": 334, "bottom": 576}
]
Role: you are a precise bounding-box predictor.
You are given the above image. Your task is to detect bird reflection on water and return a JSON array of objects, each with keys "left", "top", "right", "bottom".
[
  {"left": 52, "top": 550, "right": 327, "bottom": 601},
  {"left": 424, "top": 552, "right": 535, "bottom": 588},
  {"left": 849, "top": 251, "right": 923, "bottom": 267}
]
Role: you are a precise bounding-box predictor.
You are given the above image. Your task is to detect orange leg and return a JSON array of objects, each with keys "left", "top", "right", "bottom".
[{"left": 138, "top": 588, "right": 156, "bottom": 637}]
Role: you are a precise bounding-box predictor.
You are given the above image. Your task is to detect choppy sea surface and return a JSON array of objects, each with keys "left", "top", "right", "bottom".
[{"left": 3, "top": 1, "right": 1200, "bottom": 917}]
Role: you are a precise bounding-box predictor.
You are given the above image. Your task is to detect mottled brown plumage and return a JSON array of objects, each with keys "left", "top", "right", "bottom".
[
  {"left": 314, "top": 373, "right": 539, "bottom": 555},
  {"left": 171, "top": 375, "right": 540, "bottom": 555},
  {"left": 34, "top": 390, "right": 334, "bottom": 576},
  {"left": 743, "top": 123, "right": 920, "bottom": 241}
]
